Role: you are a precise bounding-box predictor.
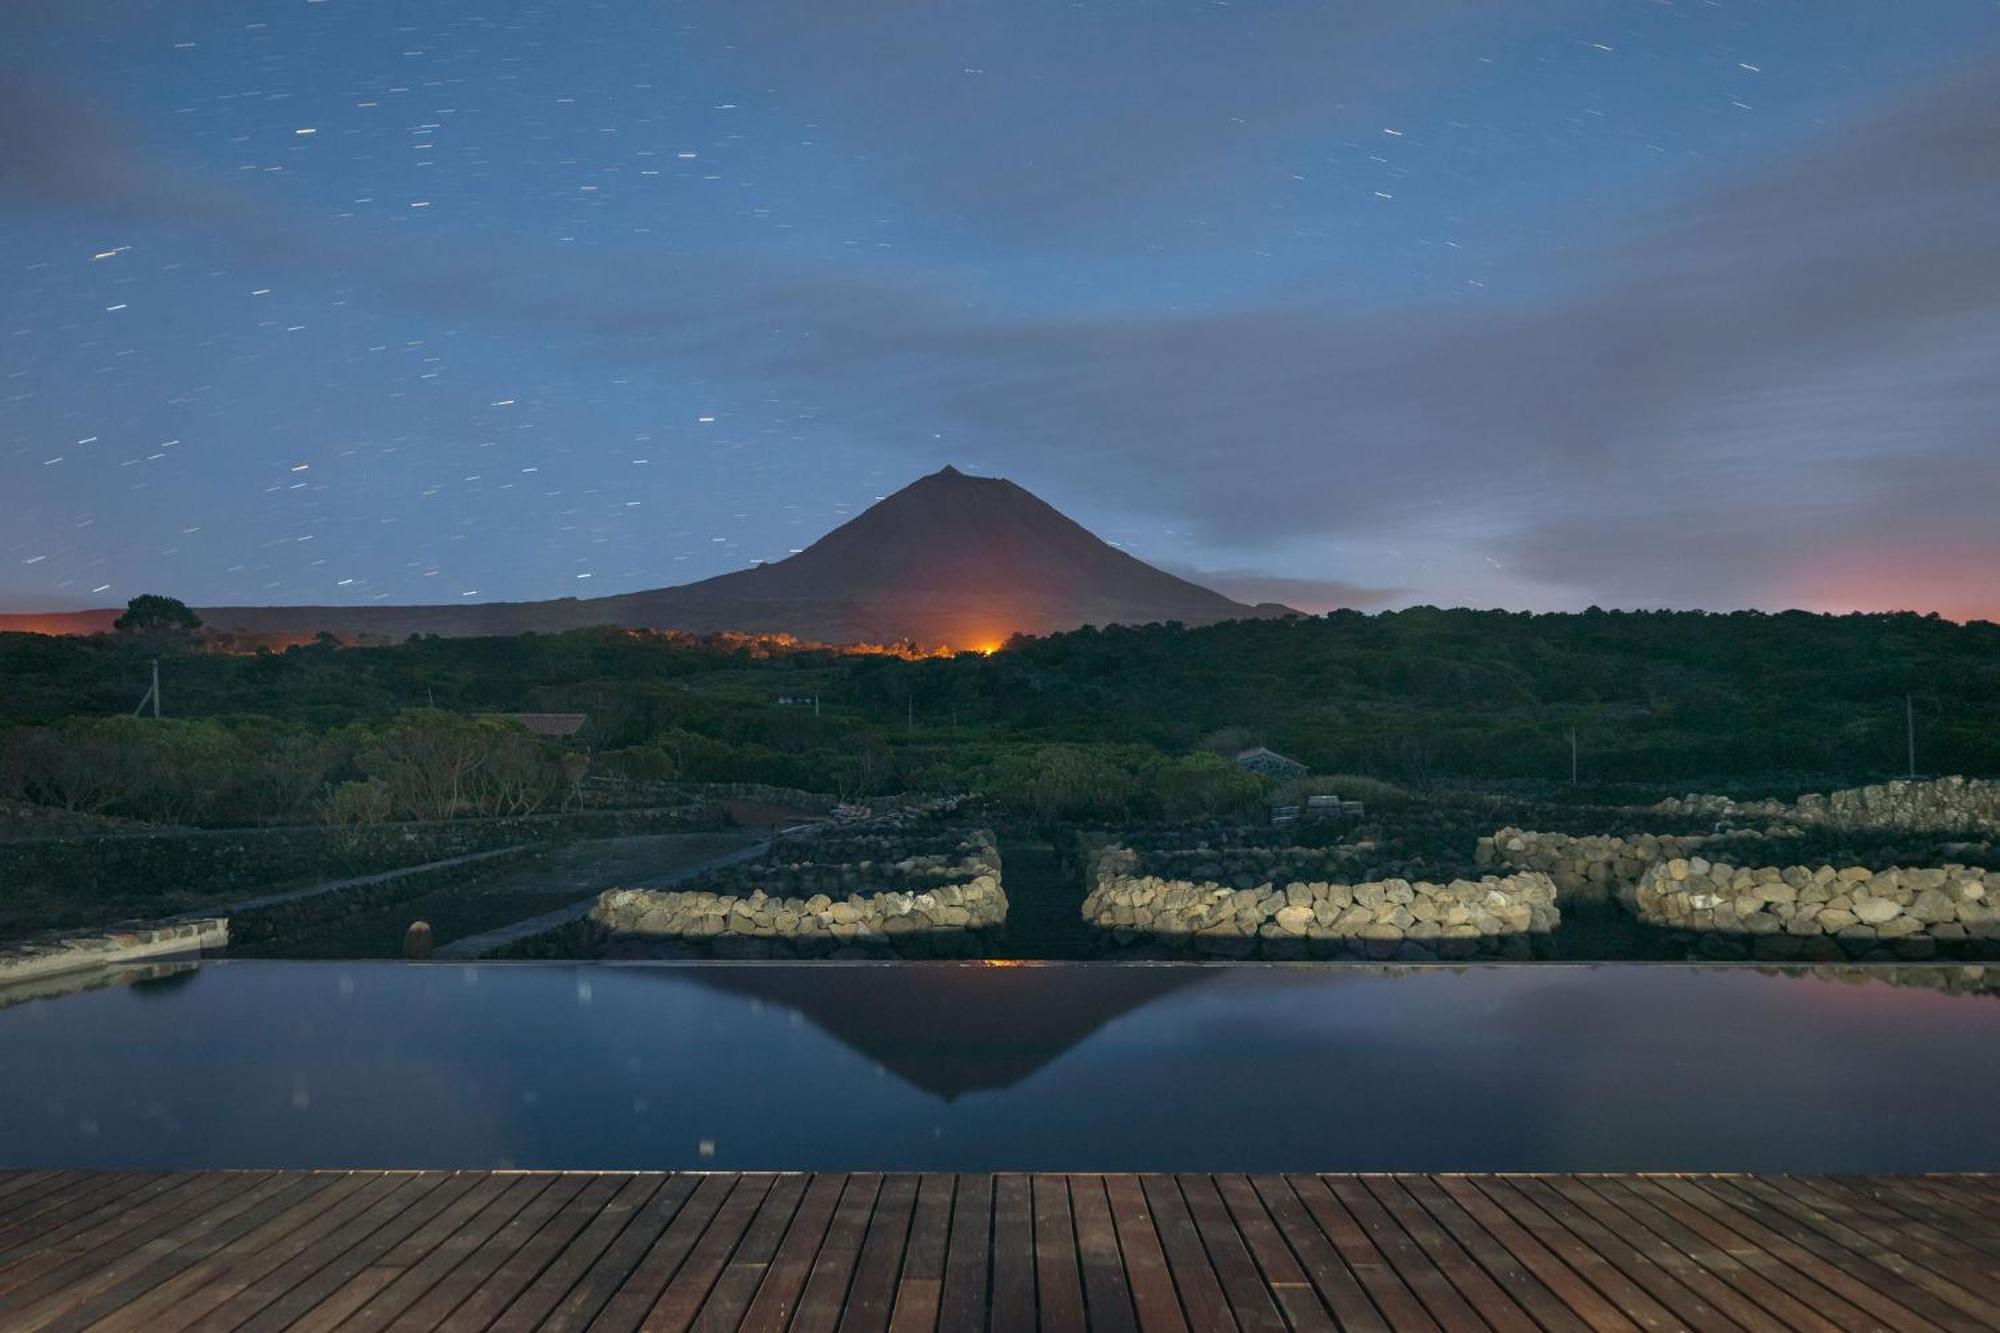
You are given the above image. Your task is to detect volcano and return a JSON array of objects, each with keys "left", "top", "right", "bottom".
[{"left": 1, "top": 467, "right": 1281, "bottom": 648}]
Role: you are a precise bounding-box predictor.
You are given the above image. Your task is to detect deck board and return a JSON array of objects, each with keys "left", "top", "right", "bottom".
[{"left": 0, "top": 1171, "right": 1988, "bottom": 1330}]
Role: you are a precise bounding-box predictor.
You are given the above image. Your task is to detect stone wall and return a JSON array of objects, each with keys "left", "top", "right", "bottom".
[
  {"left": 1629, "top": 858, "right": 1995, "bottom": 959},
  {"left": 1652, "top": 775, "right": 2000, "bottom": 833},
  {"left": 1082, "top": 842, "right": 1558, "bottom": 960},
  {"left": 590, "top": 827, "right": 1005, "bottom": 958},
  {"left": 1480, "top": 817, "right": 1996, "bottom": 907},
  {"left": 1478, "top": 828, "right": 1778, "bottom": 905},
  {"left": 0, "top": 917, "right": 228, "bottom": 987}
]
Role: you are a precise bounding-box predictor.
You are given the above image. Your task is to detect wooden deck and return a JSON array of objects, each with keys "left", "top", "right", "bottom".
[{"left": 0, "top": 1172, "right": 1995, "bottom": 1331}]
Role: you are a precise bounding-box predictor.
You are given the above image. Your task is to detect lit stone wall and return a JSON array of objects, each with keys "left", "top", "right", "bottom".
[
  {"left": 1082, "top": 842, "right": 1557, "bottom": 960},
  {"left": 590, "top": 828, "right": 1005, "bottom": 958},
  {"left": 1629, "top": 858, "right": 1994, "bottom": 959}
]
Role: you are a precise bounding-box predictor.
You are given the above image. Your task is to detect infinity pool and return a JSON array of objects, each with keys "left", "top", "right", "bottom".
[{"left": 4, "top": 961, "right": 1996, "bottom": 1171}]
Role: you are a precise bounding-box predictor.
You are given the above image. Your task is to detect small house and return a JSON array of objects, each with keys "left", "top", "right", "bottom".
[
  {"left": 1233, "top": 746, "right": 1308, "bottom": 780},
  {"left": 475, "top": 712, "right": 590, "bottom": 740}
]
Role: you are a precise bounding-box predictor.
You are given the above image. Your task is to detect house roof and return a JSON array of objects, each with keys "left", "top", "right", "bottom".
[
  {"left": 1234, "top": 745, "right": 1307, "bottom": 771},
  {"left": 476, "top": 711, "right": 588, "bottom": 737}
]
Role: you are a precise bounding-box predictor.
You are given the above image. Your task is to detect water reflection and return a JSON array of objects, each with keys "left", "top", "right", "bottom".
[
  {"left": 0, "top": 961, "right": 1995, "bottom": 1172},
  {"left": 673, "top": 962, "right": 1212, "bottom": 1099}
]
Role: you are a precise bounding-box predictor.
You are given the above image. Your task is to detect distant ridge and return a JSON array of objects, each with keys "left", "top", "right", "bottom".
[{"left": 1, "top": 467, "right": 1287, "bottom": 648}]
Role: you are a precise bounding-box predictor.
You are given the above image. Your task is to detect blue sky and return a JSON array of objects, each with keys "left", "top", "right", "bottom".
[{"left": 3, "top": 1, "right": 1997, "bottom": 618}]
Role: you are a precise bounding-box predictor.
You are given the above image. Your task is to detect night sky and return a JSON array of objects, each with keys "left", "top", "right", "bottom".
[{"left": 4, "top": 2, "right": 1996, "bottom": 620}]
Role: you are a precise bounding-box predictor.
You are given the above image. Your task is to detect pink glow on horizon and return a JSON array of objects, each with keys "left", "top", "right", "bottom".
[{"left": 1778, "top": 541, "right": 2000, "bottom": 626}]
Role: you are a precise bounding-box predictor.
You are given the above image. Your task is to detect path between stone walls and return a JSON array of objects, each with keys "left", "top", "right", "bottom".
[
  {"left": 434, "top": 830, "right": 808, "bottom": 959},
  {"left": 192, "top": 844, "right": 531, "bottom": 918}
]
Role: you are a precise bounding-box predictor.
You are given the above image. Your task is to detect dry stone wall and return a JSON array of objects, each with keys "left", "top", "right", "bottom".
[
  {"left": 1082, "top": 842, "right": 1557, "bottom": 960},
  {"left": 0, "top": 917, "right": 228, "bottom": 987},
  {"left": 1652, "top": 776, "right": 2000, "bottom": 833},
  {"left": 591, "top": 827, "right": 1005, "bottom": 958},
  {"left": 1478, "top": 829, "right": 1740, "bottom": 905},
  {"left": 1629, "top": 857, "right": 1994, "bottom": 960}
]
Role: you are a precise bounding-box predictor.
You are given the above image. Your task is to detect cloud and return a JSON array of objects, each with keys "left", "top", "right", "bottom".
[
  {"left": 1164, "top": 568, "right": 1405, "bottom": 614},
  {"left": 696, "top": 0, "right": 1517, "bottom": 237},
  {"left": 0, "top": 80, "right": 243, "bottom": 223}
]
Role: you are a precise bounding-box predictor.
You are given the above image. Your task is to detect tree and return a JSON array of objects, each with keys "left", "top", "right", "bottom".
[{"left": 114, "top": 594, "right": 202, "bottom": 635}]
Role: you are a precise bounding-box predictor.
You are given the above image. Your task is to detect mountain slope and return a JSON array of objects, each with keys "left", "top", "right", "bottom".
[{"left": 1, "top": 467, "right": 1280, "bottom": 647}]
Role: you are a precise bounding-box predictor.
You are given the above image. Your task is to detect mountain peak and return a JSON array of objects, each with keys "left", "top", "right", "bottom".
[{"left": 1, "top": 467, "right": 1280, "bottom": 647}]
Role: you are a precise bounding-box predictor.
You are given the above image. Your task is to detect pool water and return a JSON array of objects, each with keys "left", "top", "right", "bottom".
[{"left": 4, "top": 961, "right": 1996, "bottom": 1172}]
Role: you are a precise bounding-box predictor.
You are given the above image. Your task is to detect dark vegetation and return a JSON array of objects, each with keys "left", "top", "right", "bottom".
[{"left": 2, "top": 607, "right": 1995, "bottom": 830}]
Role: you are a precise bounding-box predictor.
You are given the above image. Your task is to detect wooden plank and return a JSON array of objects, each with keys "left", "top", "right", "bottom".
[
  {"left": 738, "top": 1173, "right": 847, "bottom": 1333},
  {"left": 886, "top": 1173, "right": 954, "bottom": 1333},
  {"left": 0, "top": 1172, "right": 100, "bottom": 1230},
  {"left": 335, "top": 1173, "right": 558, "bottom": 1332},
  {"left": 788, "top": 1172, "right": 883, "bottom": 1333},
  {"left": 0, "top": 1171, "right": 280, "bottom": 1321},
  {"left": 840, "top": 1173, "right": 920, "bottom": 1333},
  {"left": 1537, "top": 1174, "right": 1800, "bottom": 1333},
  {"left": 527, "top": 1171, "right": 703, "bottom": 1333},
  {"left": 1429, "top": 1176, "right": 1639, "bottom": 1332},
  {"left": 1781, "top": 1176, "right": 2000, "bottom": 1305},
  {"left": 0, "top": 1173, "right": 148, "bottom": 1255},
  {"left": 152, "top": 1176, "right": 442, "bottom": 1328},
  {"left": 1360, "top": 1176, "right": 1540, "bottom": 1333},
  {"left": 1321, "top": 1175, "right": 1482, "bottom": 1333},
  {"left": 379, "top": 1172, "right": 590, "bottom": 1330},
  {"left": 1697, "top": 1175, "right": 1991, "bottom": 1332},
  {"left": 1718, "top": 1175, "right": 2000, "bottom": 1329},
  {"left": 175, "top": 1173, "right": 451, "bottom": 1333},
  {"left": 1031, "top": 1173, "right": 1087, "bottom": 1333},
  {"left": 987, "top": 1174, "right": 1036, "bottom": 1333},
  {"left": 1104, "top": 1174, "right": 1189, "bottom": 1333},
  {"left": 1289, "top": 1173, "right": 1437, "bottom": 1332},
  {"left": 1068, "top": 1173, "right": 1139, "bottom": 1333},
  {"left": 4, "top": 1171, "right": 328, "bottom": 1332},
  {"left": 1504, "top": 1175, "right": 1735, "bottom": 1330},
  {"left": 1137, "top": 1174, "right": 1237, "bottom": 1333},
  {"left": 1819, "top": 1175, "right": 2000, "bottom": 1265},
  {"left": 690, "top": 1172, "right": 811, "bottom": 1333},
  {"left": 1395, "top": 1176, "right": 1591, "bottom": 1333},
  {"left": 582, "top": 1172, "right": 743, "bottom": 1331},
  {"left": 225, "top": 1172, "right": 491, "bottom": 1333},
  {"left": 0, "top": 1173, "right": 216, "bottom": 1287},
  {"left": 424, "top": 1172, "right": 629, "bottom": 1332},
  {"left": 1648, "top": 1175, "right": 1941, "bottom": 1333},
  {"left": 934, "top": 1173, "right": 992, "bottom": 1333},
  {"left": 1909, "top": 1177, "right": 2000, "bottom": 1228},
  {"left": 1242, "top": 1175, "right": 1380, "bottom": 1333},
  {"left": 1464, "top": 1177, "right": 1684, "bottom": 1332},
  {"left": 637, "top": 1173, "right": 781, "bottom": 1332},
  {"left": 1174, "top": 1173, "right": 1286, "bottom": 1333},
  {"left": 281, "top": 1172, "right": 522, "bottom": 1333},
  {"left": 0, "top": 1172, "right": 59, "bottom": 1210},
  {"left": 37, "top": 1172, "right": 377, "bottom": 1333},
  {"left": 130, "top": 1173, "right": 436, "bottom": 1333},
  {"left": 1574, "top": 1176, "right": 1852, "bottom": 1333},
  {"left": 1209, "top": 1175, "right": 1332, "bottom": 1333}
]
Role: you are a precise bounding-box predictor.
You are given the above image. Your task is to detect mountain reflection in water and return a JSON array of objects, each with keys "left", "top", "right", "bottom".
[{"left": 670, "top": 962, "right": 1213, "bottom": 1100}]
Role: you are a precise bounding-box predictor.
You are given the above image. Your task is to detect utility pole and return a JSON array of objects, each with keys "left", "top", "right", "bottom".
[
  {"left": 133, "top": 658, "right": 161, "bottom": 718},
  {"left": 1568, "top": 727, "right": 1578, "bottom": 786},
  {"left": 1906, "top": 693, "right": 1917, "bottom": 779}
]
